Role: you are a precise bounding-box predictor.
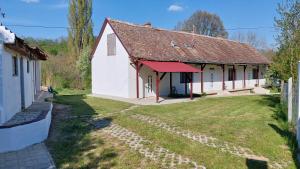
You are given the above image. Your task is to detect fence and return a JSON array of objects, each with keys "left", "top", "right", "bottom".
[{"left": 281, "top": 78, "right": 298, "bottom": 125}]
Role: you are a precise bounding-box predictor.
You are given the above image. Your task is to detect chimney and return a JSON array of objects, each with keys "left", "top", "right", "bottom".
[{"left": 143, "top": 22, "right": 152, "bottom": 27}]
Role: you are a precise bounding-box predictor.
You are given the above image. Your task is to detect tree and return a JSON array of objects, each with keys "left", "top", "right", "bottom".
[
  {"left": 175, "top": 10, "right": 228, "bottom": 38},
  {"left": 68, "top": 0, "right": 94, "bottom": 88},
  {"left": 68, "top": 0, "right": 94, "bottom": 59},
  {"left": 230, "top": 31, "right": 268, "bottom": 49},
  {"left": 270, "top": 0, "right": 300, "bottom": 82}
]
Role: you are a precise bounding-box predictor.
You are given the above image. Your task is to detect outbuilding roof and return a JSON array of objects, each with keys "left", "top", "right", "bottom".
[{"left": 92, "top": 18, "right": 270, "bottom": 65}]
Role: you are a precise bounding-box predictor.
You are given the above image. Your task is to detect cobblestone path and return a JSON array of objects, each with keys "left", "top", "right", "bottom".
[
  {"left": 90, "top": 118, "right": 206, "bottom": 169},
  {"left": 131, "top": 114, "right": 292, "bottom": 169}
]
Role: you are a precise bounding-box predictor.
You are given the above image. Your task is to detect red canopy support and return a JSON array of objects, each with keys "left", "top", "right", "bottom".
[
  {"left": 200, "top": 64, "right": 206, "bottom": 93},
  {"left": 156, "top": 71, "right": 160, "bottom": 103},
  {"left": 169, "top": 72, "right": 172, "bottom": 95},
  {"left": 190, "top": 73, "right": 193, "bottom": 100},
  {"left": 136, "top": 61, "right": 140, "bottom": 98}
]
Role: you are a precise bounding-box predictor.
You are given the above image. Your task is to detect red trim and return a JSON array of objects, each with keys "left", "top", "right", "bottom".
[
  {"left": 136, "top": 61, "right": 140, "bottom": 98},
  {"left": 190, "top": 73, "right": 193, "bottom": 100},
  {"left": 156, "top": 72, "right": 160, "bottom": 103}
]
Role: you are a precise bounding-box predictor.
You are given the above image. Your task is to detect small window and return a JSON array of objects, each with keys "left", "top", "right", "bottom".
[
  {"left": 228, "top": 68, "right": 234, "bottom": 81},
  {"left": 180, "top": 73, "right": 192, "bottom": 83},
  {"left": 27, "top": 60, "right": 30, "bottom": 73},
  {"left": 12, "top": 57, "right": 18, "bottom": 76},
  {"left": 253, "top": 68, "right": 259, "bottom": 79},
  {"left": 107, "top": 33, "right": 116, "bottom": 56}
]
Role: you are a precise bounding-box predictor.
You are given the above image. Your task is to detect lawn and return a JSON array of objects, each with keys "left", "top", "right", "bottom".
[{"left": 47, "top": 89, "right": 297, "bottom": 169}]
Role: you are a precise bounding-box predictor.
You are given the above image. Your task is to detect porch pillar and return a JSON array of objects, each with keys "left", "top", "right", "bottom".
[
  {"left": 169, "top": 72, "right": 172, "bottom": 95},
  {"left": 257, "top": 65, "right": 260, "bottom": 86},
  {"left": 243, "top": 65, "right": 247, "bottom": 88},
  {"left": 156, "top": 71, "right": 160, "bottom": 103},
  {"left": 136, "top": 61, "right": 139, "bottom": 98},
  {"left": 221, "top": 64, "right": 225, "bottom": 90},
  {"left": 233, "top": 65, "right": 236, "bottom": 90},
  {"left": 190, "top": 73, "right": 193, "bottom": 100},
  {"left": 200, "top": 64, "right": 206, "bottom": 93}
]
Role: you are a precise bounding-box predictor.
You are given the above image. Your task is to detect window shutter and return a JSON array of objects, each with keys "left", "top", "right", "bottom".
[{"left": 107, "top": 33, "right": 116, "bottom": 56}]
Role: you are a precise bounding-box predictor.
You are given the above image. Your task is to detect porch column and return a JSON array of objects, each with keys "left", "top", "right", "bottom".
[
  {"left": 221, "top": 64, "right": 225, "bottom": 90},
  {"left": 156, "top": 71, "right": 160, "bottom": 103},
  {"left": 136, "top": 61, "right": 139, "bottom": 98},
  {"left": 243, "top": 65, "right": 247, "bottom": 88},
  {"left": 169, "top": 72, "right": 172, "bottom": 95},
  {"left": 200, "top": 64, "right": 206, "bottom": 93},
  {"left": 257, "top": 65, "right": 260, "bottom": 86},
  {"left": 233, "top": 65, "right": 236, "bottom": 90},
  {"left": 190, "top": 73, "right": 193, "bottom": 100}
]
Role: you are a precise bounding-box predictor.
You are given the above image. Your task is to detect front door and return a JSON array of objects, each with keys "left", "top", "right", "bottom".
[{"left": 145, "top": 75, "right": 154, "bottom": 97}]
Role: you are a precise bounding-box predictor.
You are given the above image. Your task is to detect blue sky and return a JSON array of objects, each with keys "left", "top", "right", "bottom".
[{"left": 0, "top": 0, "right": 281, "bottom": 47}]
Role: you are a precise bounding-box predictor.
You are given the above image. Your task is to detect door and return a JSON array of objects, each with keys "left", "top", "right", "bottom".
[{"left": 145, "top": 75, "right": 154, "bottom": 97}]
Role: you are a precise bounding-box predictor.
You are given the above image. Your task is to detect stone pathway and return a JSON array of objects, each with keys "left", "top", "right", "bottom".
[
  {"left": 0, "top": 143, "right": 56, "bottom": 169},
  {"left": 131, "top": 114, "right": 292, "bottom": 169},
  {"left": 90, "top": 118, "right": 206, "bottom": 169}
]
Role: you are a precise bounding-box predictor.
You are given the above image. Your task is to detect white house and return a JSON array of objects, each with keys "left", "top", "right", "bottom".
[
  {"left": 0, "top": 26, "right": 47, "bottom": 125},
  {"left": 91, "top": 18, "right": 270, "bottom": 102}
]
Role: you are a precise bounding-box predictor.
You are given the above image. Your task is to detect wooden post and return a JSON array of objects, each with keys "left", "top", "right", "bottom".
[
  {"left": 200, "top": 64, "right": 206, "bottom": 93},
  {"left": 233, "top": 65, "right": 236, "bottom": 90},
  {"left": 297, "top": 61, "right": 300, "bottom": 145},
  {"left": 243, "top": 65, "right": 247, "bottom": 88},
  {"left": 156, "top": 71, "right": 160, "bottom": 103},
  {"left": 169, "top": 72, "right": 172, "bottom": 95},
  {"left": 288, "top": 77, "right": 293, "bottom": 123},
  {"left": 136, "top": 61, "right": 139, "bottom": 98},
  {"left": 190, "top": 73, "right": 193, "bottom": 100},
  {"left": 257, "top": 65, "right": 260, "bottom": 86},
  {"left": 221, "top": 64, "right": 225, "bottom": 90}
]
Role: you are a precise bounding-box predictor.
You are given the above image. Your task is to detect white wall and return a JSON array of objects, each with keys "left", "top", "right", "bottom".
[
  {"left": 92, "top": 24, "right": 130, "bottom": 98},
  {"left": 0, "top": 44, "right": 3, "bottom": 124},
  {"left": 1, "top": 49, "right": 22, "bottom": 124},
  {"left": 0, "top": 103, "right": 52, "bottom": 153},
  {"left": 23, "top": 59, "right": 35, "bottom": 108}
]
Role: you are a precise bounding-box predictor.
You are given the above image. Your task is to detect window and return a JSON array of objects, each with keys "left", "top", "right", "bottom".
[
  {"left": 12, "top": 57, "right": 18, "bottom": 76},
  {"left": 107, "top": 33, "right": 116, "bottom": 56},
  {"left": 228, "top": 68, "right": 234, "bottom": 81},
  {"left": 253, "top": 68, "right": 259, "bottom": 79},
  {"left": 180, "top": 73, "right": 193, "bottom": 83},
  {"left": 147, "top": 76, "right": 153, "bottom": 92},
  {"left": 27, "top": 60, "right": 30, "bottom": 73}
]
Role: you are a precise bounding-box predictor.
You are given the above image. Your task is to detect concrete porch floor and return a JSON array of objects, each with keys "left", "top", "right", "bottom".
[{"left": 89, "top": 87, "right": 271, "bottom": 105}]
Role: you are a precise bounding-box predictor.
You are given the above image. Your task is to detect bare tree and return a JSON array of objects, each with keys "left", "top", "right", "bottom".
[
  {"left": 175, "top": 10, "right": 228, "bottom": 38},
  {"left": 230, "top": 31, "right": 268, "bottom": 49}
]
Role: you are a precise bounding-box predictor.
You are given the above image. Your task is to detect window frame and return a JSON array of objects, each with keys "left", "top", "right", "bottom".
[
  {"left": 12, "top": 56, "right": 18, "bottom": 76},
  {"left": 107, "top": 33, "right": 116, "bottom": 56}
]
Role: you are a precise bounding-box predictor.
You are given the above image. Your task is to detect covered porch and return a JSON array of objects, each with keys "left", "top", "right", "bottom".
[{"left": 136, "top": 61, "right": 201, "bottom": 103}]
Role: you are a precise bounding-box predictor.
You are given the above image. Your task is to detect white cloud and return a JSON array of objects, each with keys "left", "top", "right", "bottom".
[
  {"left": 21, "top": 0, "right": 40, "bottom": 3},
  {"left": 168, "top": 4, "right": 184, "bottom": 12},
  {"left": 50, "top": 3, "right": 68, "bottom": 9}
]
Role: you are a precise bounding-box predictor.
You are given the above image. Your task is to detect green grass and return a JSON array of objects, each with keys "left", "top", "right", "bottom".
[{"left": 47, "top": 89, "right": 297, "bottom": 169}]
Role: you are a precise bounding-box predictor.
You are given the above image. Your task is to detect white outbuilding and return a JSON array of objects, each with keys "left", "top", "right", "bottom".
[{"left": 91, "top": 18, "right": 270, "bottom": 103}]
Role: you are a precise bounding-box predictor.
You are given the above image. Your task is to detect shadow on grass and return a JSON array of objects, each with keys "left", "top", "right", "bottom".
[
  {"left": 47, "top": 94, "right": 118, "bottom": 169},
  {"left": 256, "top": 95, "right": 298, "bottom": 168}
]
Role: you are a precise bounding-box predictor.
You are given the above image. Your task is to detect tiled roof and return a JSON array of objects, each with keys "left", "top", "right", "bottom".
[{"left": 92, "top": 18, "right": 270, "bottom": 64}]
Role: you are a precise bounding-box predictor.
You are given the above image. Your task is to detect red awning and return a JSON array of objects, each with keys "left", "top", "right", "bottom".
[{"left": 140, "top": 61, "right": 200, "bottom": 73}]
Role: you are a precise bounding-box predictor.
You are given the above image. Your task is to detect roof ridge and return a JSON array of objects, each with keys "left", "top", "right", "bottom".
[{"left": 106, "top": 18, "right": 248, "bottom": 46}]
